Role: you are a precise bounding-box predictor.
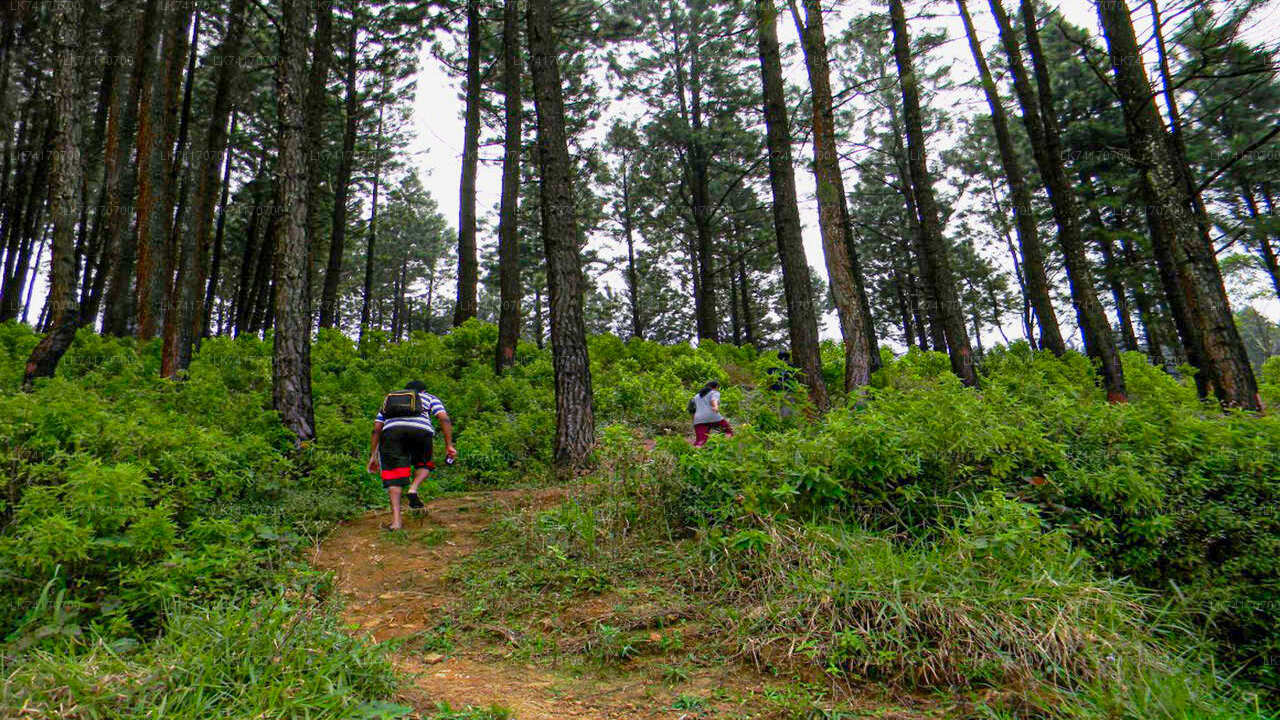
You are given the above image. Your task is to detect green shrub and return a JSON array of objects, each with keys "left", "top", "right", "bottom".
[{"left": 1, "top": 594, "right": 404, "bottom": 720}]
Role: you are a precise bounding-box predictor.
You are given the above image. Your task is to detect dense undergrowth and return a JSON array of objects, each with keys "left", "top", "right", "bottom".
[{"left": 1, "top": 319, "right": 1278, "bottom": 718}]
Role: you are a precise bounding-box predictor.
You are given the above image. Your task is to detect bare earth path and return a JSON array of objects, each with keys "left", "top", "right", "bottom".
[{"left": 312, "top": 488, "right": 785, "bottom": 720}]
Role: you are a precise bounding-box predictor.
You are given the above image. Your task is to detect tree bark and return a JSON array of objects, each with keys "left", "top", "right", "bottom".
[
  {"left": 98, "top": 0, "right": 163, "bottom": 335},
  {"left": 737, "top": 239, "right": 756, "bottom": 347},
  {"left": 453, "top": 0, "right": 481, "bottom": 327},
  {"left": 247, "top": 205, "right": 278, "bottom": 334},
  {"left": 888, "top": 0, "right": 977, "bottom": 386},
  {"left": 304, "top": 0, "right": 334, "bottom": 318},
  {"left": 319, "top": 22, "right": 359, "bottom": 329},
  {"left": 233, "top": 170, "right": 265, "bottom": 334},
  {"left": 888, "top": 101, "right": 946, "bottom": 351},
  {"left": 134, "top": 0, "right": 192, "bottom": 340},
  {"left": 495, "top": 0, "right": 523, "bottom": 374},
  {"left": 1082, "top": 180, "right": 1140, "bottom": 352},
  {"left": 77, "top": 11, "right": 125, "bottom": 320},
  {"left": 528, "top": 0, "right": 596, "bottom": 468},
  {"left": 272, "top": 0, "right": 317, "bottom": 442},
  {"left": 790, "top": 0, "right": 879, "bottom": 389},
  {"left": 620, "top": 158, "right": 644, "bottom": 340},
  {"left": 164, "top": 0, "right": 247, "bottom": 374},
  {"left": 1096, "top": 0, "right": 1260, "bottom": 410},
  {"left": 0, "top": 100, "right": 33, "bottom": 319},
  {"left": 202, "top": 113, "right": 237, "bottom": 338},
  {"left": 955, "top": 0, "right": 1064, "bottom": 355},
  {"left": 668, "top": 0, "right": 719, "bottom": 342},
  {"left": 1119, "top": 231, "right": 1171, "bottom": 366},
  {"left": 358, "top": 102, "right": 385, "bottom": 344},
  {"left": 754, "top": 0, "right": 827, "bottom": 409},
  {"left": 989, "top": 0, "right": 1125, "bottom": 400},
  {"left": 24, "top": 0, "right": 84, "bottom": 389}
]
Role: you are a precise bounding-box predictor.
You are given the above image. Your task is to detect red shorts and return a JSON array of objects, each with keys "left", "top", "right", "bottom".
[
  {"left": 693, "top": 420, "right": 733, "bottom": 447},
  {"left": 379, "top": 426, "right": 433, "bottom": 487}
]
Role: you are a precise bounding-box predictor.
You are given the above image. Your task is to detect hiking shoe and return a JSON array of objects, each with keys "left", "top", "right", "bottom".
[{"left": 407, "top": 492, "right": 424, "bottom": 509}]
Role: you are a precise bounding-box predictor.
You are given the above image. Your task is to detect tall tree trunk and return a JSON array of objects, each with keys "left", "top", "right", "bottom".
[
  {"left": 233, "top": 173, "right": 264, "bottom": 335},
  {"left": 453, "top": 0, "right": 481, "bottom": 327},
  {"left": 1120, "top": 232, "right": 1170, "bottom": 366},
  {"left": 0, "top": 105, "right": 34, "bottom": 320},
  {"left": 1082, "top": 182, "right": 1140, "bottom": 352},
  {"left": 77, "top": 12, "right": 125, "bottom": 320},
  {"left": 1095, "top": 228, "right": 1139, "bottom": 353},
  {"left": 202, "top": 113, "right": 237, "bottom": 338},
  {"left": 164, "top": 0, "right": 247, "bottom": 375},
  {"left": 888, "top": 0, "right": 977, "bottom": 386},
  {"left": 21, "top": 227, "right": 48, "bottom": 325},
  {"left": 134, "top": 0, "right": 192, "bottom": 341},
  {"left": 669, "top": 1, "right": 719, "bottom": 342},
  {"left": 754, "top": 0, "right": 827, "bottom": 408},
  {"left": 955, "top": 0, "right": 1065, "bottom": 355},
  {"left": 358, "top": 102, "right": 385, "bottom": 344},
  {"left": 728, "top": 263, "right": 742, "bottom": 345},
  {"left": 1147, "top": 0, "right": 1218, "bottom": 252},
  {"left": 1, "top": 119, "right": 51, "bottom": 324},
  {"left": 319, "top": 23, "right": 359, "bottom": 329},
  {"left": 737, "top": 242, "right": 756, "bottom": 347},
  {"left": 495, "top": 0, "right": 523, "bottom": 374},
  {"left": 621, "top": 160, "right": 644, "bottom": 340},
  {"left": 97, "top": 0, "right": 162, "bottom": 334},
  {"left": 304, "top": 0, "right": 334, "bottom": 321},
  {"left": 888, "top": 102, "right": 945, "bottom": 351},
  {"left": 24, "top": 0, "right": 84, "bottom": 389},
  {"left": 790, "top": 0, "right": 879, "bottom": 389},
  {"left": 272, "top": 0, "right": 316, "bottom": 443},
  {"left": 1096, "top": 0, "right": 1259, "bottom": 410},
  {"left": 528, "top": 0, "right": 595, "bottom": 468},
  {"left": 248, "top": 207, "right": 278, "bottom": 334},
  {"left": 989, "top": 0, "right": 1125, "bottom": 400},
  {"left": 897, "top": 227, "right": 930, "bottom": 349},
  {"left": 533, "top": 282, "right": 544, "bottom": 349}
]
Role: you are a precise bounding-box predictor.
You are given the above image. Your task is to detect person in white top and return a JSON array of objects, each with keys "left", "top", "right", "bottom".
[{"left": 690, "top": 380, "right": 733, "bottom": 447}]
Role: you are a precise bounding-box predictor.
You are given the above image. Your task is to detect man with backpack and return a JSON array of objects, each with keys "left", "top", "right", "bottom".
[{"left": 367, "top": 380, "right": 457, "bottom": 531}]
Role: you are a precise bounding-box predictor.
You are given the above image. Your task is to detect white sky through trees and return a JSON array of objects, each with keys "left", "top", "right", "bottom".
[{"left": 408, "top": 0, "right": 1280, "bottom": 348}]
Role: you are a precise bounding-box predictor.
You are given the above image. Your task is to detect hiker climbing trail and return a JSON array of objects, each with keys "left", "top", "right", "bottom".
[{"left": 312, "top": 488, "right": 770, "bottom": 719}]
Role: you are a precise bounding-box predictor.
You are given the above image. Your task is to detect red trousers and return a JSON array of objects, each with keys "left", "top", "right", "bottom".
[{"left": 693, "top": 419, "right": 733, "bottom": 447}]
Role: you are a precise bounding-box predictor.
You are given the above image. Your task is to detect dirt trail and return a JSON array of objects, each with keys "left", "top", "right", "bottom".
[{"left": 312, "top": 488, "right": 765, "bottom": 719}]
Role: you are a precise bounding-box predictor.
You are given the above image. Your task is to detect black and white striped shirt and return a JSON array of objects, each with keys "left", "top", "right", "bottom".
[{"left": 375, "top": 392, "right": 446, "bottom": 434}]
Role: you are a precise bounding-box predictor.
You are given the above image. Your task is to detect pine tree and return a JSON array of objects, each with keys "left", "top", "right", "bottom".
[
  {"left": 954, "top": 0, "right": 1064, "bottom": 356},
  {"left": 452, "top": 0, "right": 483, "bottom": 326},
  {"left": 753, "top": 0, "right": 827, "bottom": 408},
  {"left": 527, "top": 0, "right": 595, "bottom": 468},
  {"left": 495, "top": 0, "right": 523, "bottom": 373},
  {"left": 888, "top": 0, "right": 977, "bottom": 386},
  {"left": 1095, "top": 0, "right": 1260, "bottom": 410},
  {"left": 23, "top": 0, "right": 84, "bottom": 389},
  {"left": 272, "top": 0, "right": 317, "bottom": 442}
]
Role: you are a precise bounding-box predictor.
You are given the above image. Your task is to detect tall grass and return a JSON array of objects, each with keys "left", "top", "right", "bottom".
[{"left": 1, "top": 593, "right": 405, "bottom": 719}]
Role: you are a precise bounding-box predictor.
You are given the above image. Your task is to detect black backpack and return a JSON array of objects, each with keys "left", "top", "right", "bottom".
[
  {"left": 687, "top": 395, "right": 697, "bottom": 415},
  {"left": 382, "top": 390, "right": 422, "bottom": 418}
]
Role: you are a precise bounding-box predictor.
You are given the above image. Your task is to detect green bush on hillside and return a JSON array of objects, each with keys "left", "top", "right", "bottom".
[
  {"left": 674, "top": 344, "right": 1280, "bottom": 692},
  {"left": 2, "top": 318, "right": 1277, "bottom": 713}
]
